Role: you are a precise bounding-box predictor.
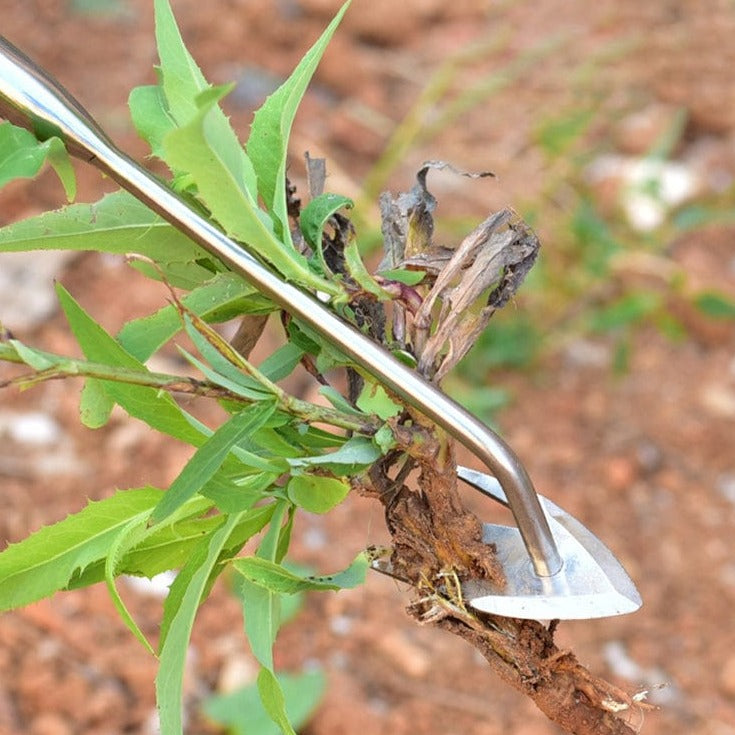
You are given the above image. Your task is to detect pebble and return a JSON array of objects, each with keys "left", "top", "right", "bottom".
[
  {"left": 604, "top": 456, "right": 638, "bottom": 492},
  {"left": 217, "top": 653, "right": 258, "bottom": 693},
  {"left": 700, "top": 384, "right": 735, "bottom": 419},
  {"left": 329, "top": 614, "right": 353, "bottom": 636},
  {"left": 3, "top": 411, "right": 62, "bottom": 446},
  {"left": 562, "top": 338, "right": 610, "bottom": 369}
]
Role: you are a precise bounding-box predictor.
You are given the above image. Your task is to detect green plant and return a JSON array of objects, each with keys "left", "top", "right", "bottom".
[
  {"left": 1, "top": 3, "right": 372, "bottom": 733},
  {"left": 0, "top": 4, "right": 653, "bottom": 735}
]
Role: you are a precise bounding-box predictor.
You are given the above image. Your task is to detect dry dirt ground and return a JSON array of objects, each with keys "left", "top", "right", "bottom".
[{"left": 2, "top": 1, "right": 735, "bottom": 734}]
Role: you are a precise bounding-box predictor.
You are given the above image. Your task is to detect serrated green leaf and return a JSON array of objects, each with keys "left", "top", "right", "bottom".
[
  {"left": 0, "top": 189, "right": 207, "bottom": 263},
  {"left": 0, "top": 487, "right": 161, "bottom": 612},
  {"left": 67, "top": 513, "right": 222, "bottom": 589},
  {"left": 151, "top": 401, "right": 279, "bottom": 524},
  {"left": 0, "top": 121, "right": 75, "bottom": 200},
  {"left": 257, "top": 667, "right": 297, "bottom": 735},
  {"left": 203, "top": 669, "right": 325, "bottom": 735},
  {"left": 286, "top": 474, "right": 349, "bottom": 514},
  {"left": 128, "top": 256, "right": 218, "bottom": 290},
  {"left": 117, "top": 272, "right": 272, "bottom": 361},
  {"left": 246, "top": 2, "right": 350, "bottom": 241},
  {"left": 232, "top": 550, "right": 369, "bottom": 594},
  {"left": 55, "top": 283, "right": 209, "bottom": 446},
  {"left": 157, "top": 512, "right": 243, "bottom": 734},
  {"left": 129, "top": 83, "right": 177, "bottom": 160},
  {"left": 153, "top": 0, "right": 257, "bottom": 199},
  {"left": 163, "top": 86, "right": 337, "bottom": 296}
]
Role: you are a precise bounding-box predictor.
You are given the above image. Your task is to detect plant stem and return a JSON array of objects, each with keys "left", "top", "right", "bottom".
[{"left": 0, "top": 344, "right": 378, "bottom": 434}]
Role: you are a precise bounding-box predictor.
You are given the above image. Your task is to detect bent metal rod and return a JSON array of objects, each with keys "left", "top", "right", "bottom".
[{"left": 0, "top": 35, "right": 563, "bottom": 579}]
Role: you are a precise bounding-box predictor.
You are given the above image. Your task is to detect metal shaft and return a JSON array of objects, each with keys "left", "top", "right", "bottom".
[{"left": 0, "top": 35, "right": 563, "bottom": 577}]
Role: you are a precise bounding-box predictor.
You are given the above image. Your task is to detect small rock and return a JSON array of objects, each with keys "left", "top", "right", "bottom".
[
  {"left": 700, "top": 384, "right": 735, "bottom": 419},
  {"left": 329, "top": 614, "right": 353, "bottom": 636},
  {"left": 635, "top": 440, "right": 663, "bottom": 474},
  {"left": 605, "top": 456, "right": 638, "bottom": 492},
  {"left": 563, "top": 338, "right": 610, "bottom": 369},
  {"left": 217, "top": 653, "right": 258, "bottom": 694},
  {"left": 5, "top": 411, "right": 62, "bottom": 446}
]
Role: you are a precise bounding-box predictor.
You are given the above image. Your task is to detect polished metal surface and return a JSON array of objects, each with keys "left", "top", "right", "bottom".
[
  {"left": 0, "top": 35, "right": 642, "bottom": 618},
  {"left": 371, "top": 466, "right": 641, "bottom": 619},
  {"left": 456, "top": 467, "right": 642, "bottom": 618}
]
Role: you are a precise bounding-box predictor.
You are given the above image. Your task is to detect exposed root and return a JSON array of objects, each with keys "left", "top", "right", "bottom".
[{"left": 361, "top": 420, "right": 654, "bottom": 735}]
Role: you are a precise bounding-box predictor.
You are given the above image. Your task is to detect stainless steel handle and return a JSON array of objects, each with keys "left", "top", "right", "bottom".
[{"left": 0, "top": 35, "right": 562, "bottom": 577}]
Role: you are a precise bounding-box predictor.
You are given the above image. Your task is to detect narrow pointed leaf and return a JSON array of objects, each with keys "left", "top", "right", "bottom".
[
  {"left": 203, "top": 669, "right": 326, "bottom": 735},
  {"left": 156, "top": 512, "right": 242, "bottom": 734},
  {"left": 246, "top": 2, "right": 350, "bottom": 238},
  {"left": 117, "top": 272, "right": 273, "bottom": 361},
  {"left": 233, "top": 550, "right": 370, "bottom": 594},
  {"left": 257, "top": 668, "right": 297, "bottom": 735},
  {"left": 55, "top": 283, "right": 208, "bottom": 446},
  {"left": 105, "top": 518, "right": 157, "bottom": 654},
  {"left": 151, "top": 400, "right": 278, "bottom": 524},
  {"left": 0, "top": 189, "right": 206, "bottom": 262},
  {"left": 288, "top": 435, "right": 381, "bottom": 474},
  {"left": 238, "top": 500, "right": 289, "bottom": 670},
  {"left": 129, "top": 83, "right": 177, "bottom": 160},
  {"left": 163, "top": 86, "right": 337, "bottom": 294},
  {"left": 153, "top": 0, "right": 257, "bottom": 198},
  {"left": 0, "top": 488, "right": 161, "bottom": 612}
]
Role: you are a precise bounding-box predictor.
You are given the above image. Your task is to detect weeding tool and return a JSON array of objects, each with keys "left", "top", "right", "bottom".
[{"left": 0, "top": 36, "right": 641, "bottom": 620}]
